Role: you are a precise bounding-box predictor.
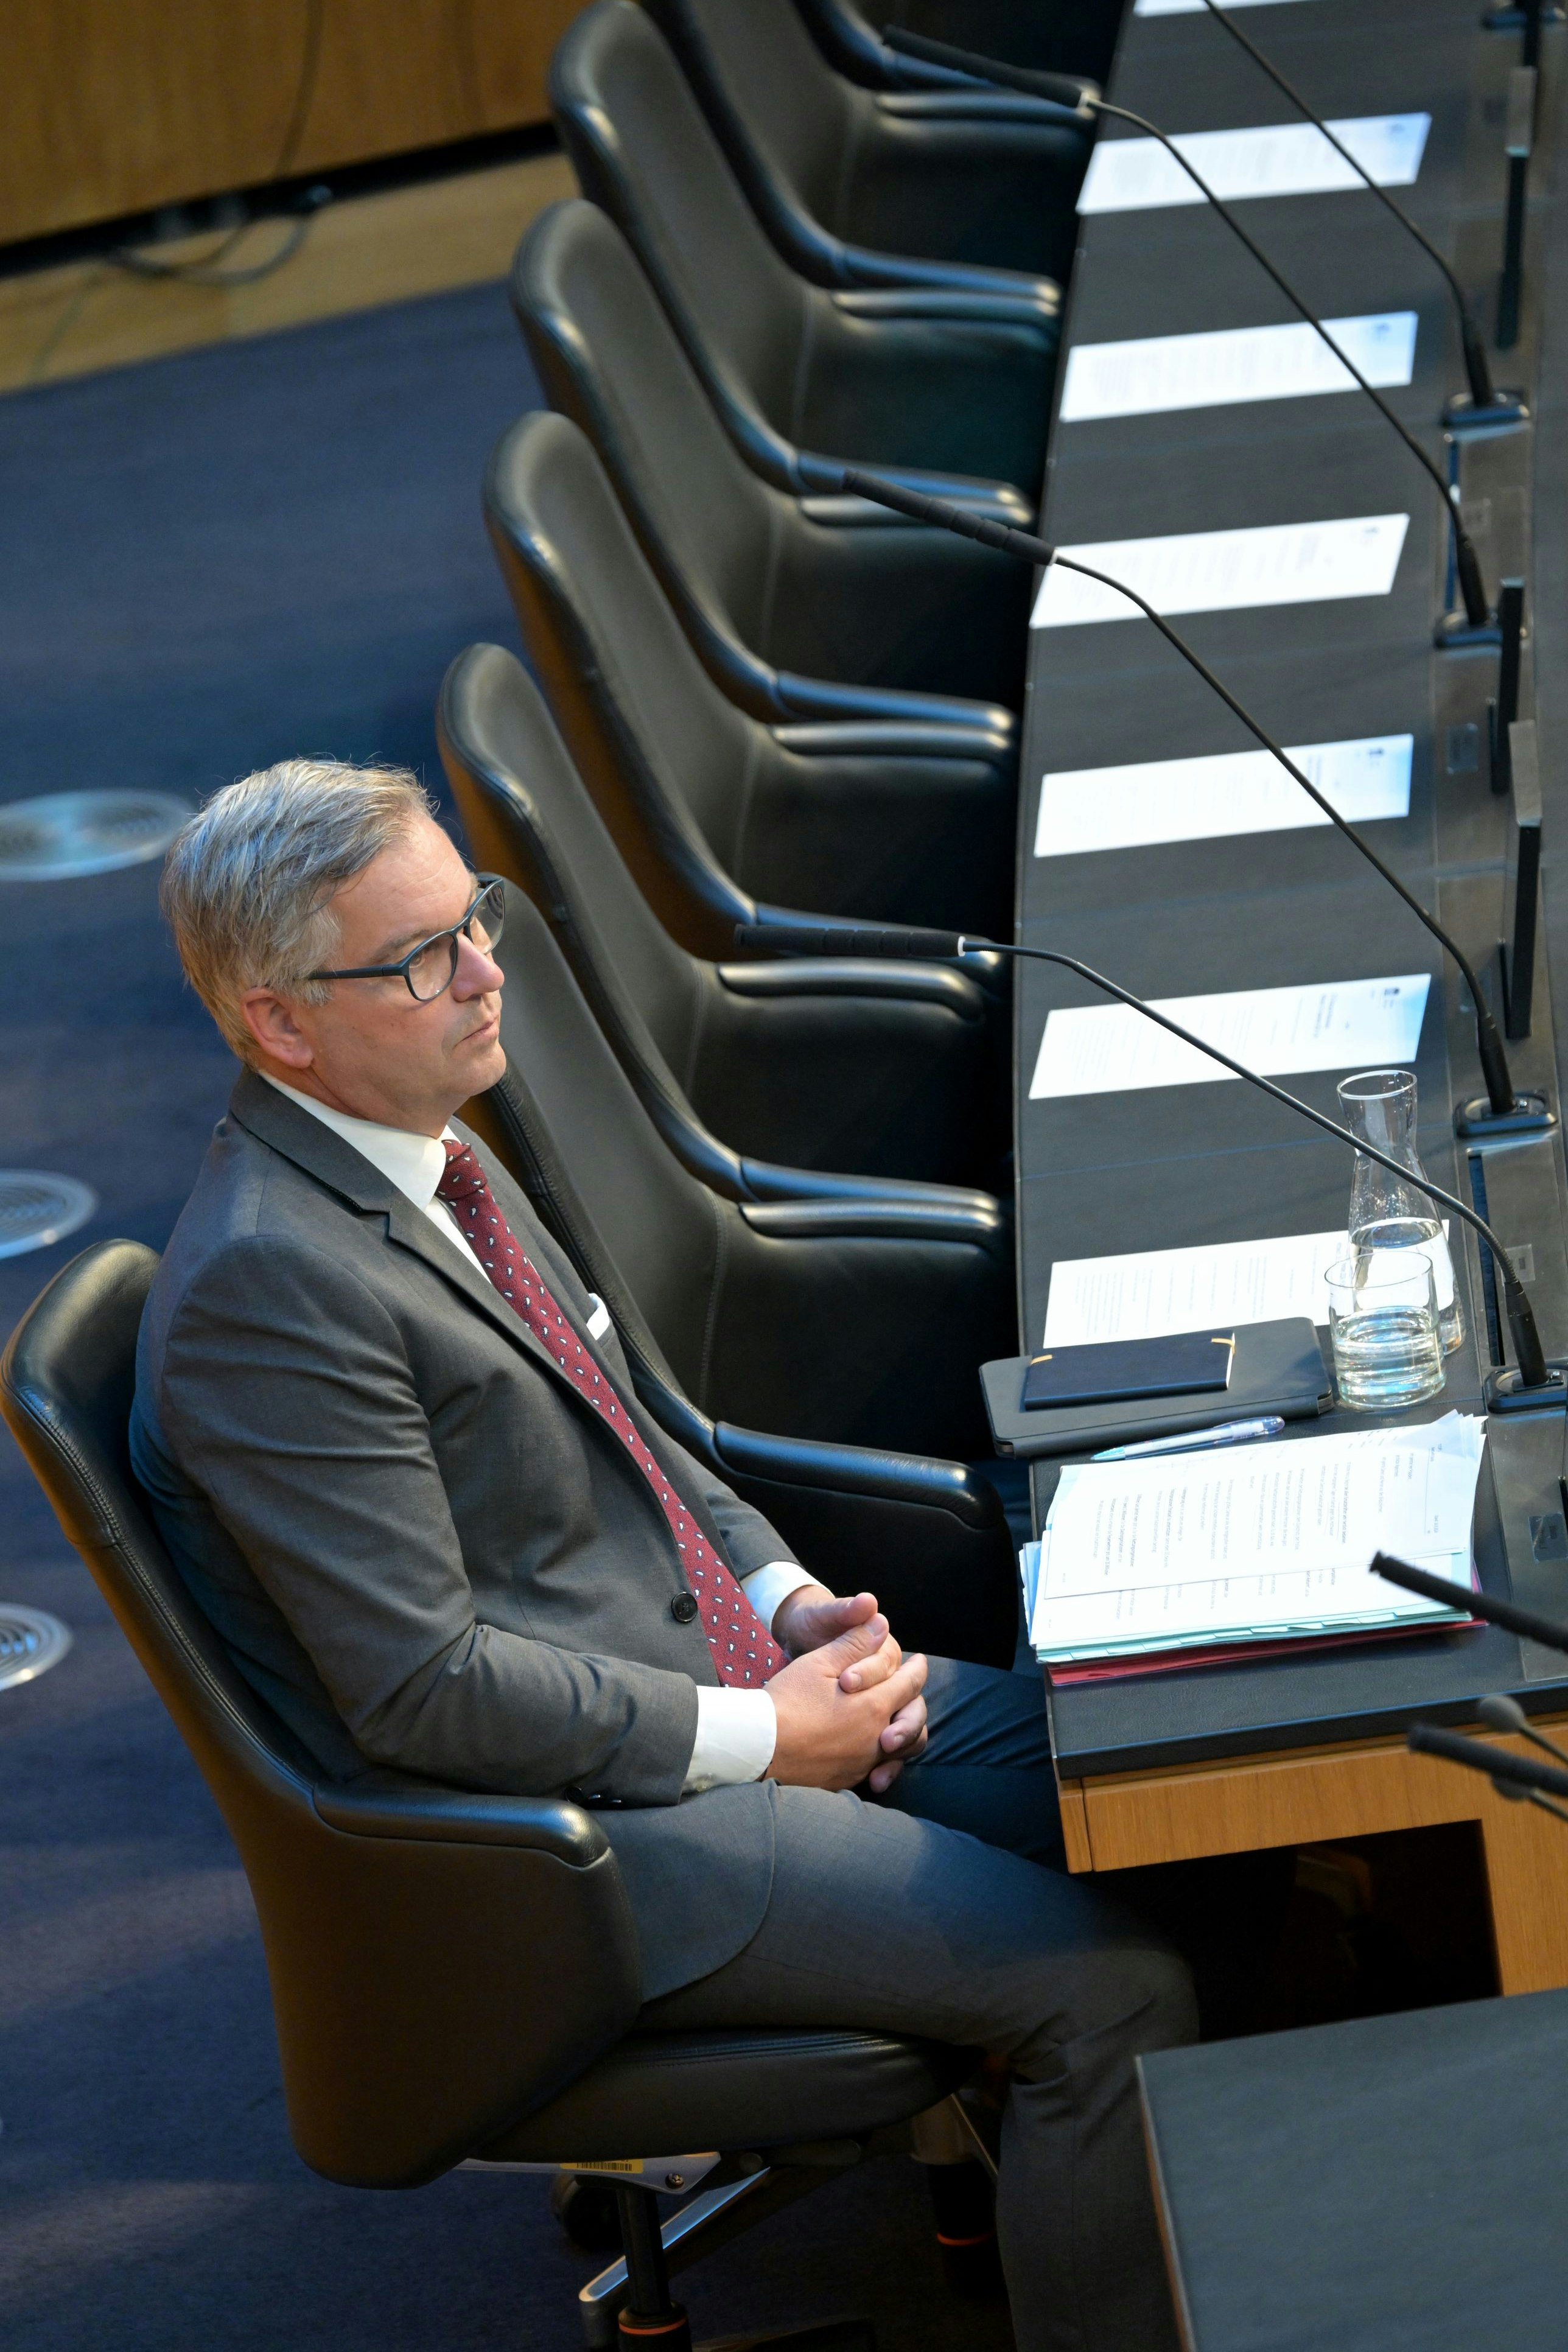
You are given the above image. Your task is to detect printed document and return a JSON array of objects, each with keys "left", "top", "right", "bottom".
[
  {"left": 1029, "top": 971, "right": 1430, "bottom": 1099},
  {"left": 1034, "top": 733, "right": 1413, "bottom": 858},
  {"left": 1043, "top": 1228, "right": 1353, "bottom": 1346},
  {"left": 1079, "top": 114, "right": 1430, "bottom": 214},
  {"left": 1024, "top": 1413, "right": 1485, "bottom": 1662},
  {"left": 1043, "top": 1219, "right": 1454, "bottom": 1346},
  {"left": 1031, "top": 513, "right": 1409, "bottom": 628},
  {"left": 1058, "top": 313, "right": 1418, "bottom": 423}
]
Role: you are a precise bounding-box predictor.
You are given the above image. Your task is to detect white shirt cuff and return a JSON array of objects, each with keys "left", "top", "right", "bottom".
[
  {"left": 682, "top": 1685, "right": 778, "bottom": 1794},
  {"left": 740, "top": 1559, "right": 822, "bottom": 1640}
]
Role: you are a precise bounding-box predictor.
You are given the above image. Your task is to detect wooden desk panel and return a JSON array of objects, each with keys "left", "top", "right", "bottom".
[
  {"left": 1, "top": 0, "right": 585, "bottom": 247},
  {"left": 1059, "top": 1721, "right": 1568, "bottom": 1994}
]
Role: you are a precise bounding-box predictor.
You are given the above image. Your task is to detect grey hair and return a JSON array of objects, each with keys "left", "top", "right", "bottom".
[{"left": 161, "top": 758, "right": 435, "bottom": 1061}]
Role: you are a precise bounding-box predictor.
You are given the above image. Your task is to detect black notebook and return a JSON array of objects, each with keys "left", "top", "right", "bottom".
[
  {"left": 981, "top": 1318, "right": 1332, "bottom": 1458},
  {"left": 1021, "top": 1328, "right": 1235, "bottom": 1410}
]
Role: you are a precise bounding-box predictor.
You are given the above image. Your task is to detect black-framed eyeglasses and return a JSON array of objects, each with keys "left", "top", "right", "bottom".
[{"left": 307, "top": 876, "right": 507, "bottom": 1003}]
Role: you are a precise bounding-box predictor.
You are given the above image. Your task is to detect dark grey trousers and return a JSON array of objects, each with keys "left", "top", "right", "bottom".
[{"left": 642, "top": 1659, "right": 1198, "bottom": 2352}]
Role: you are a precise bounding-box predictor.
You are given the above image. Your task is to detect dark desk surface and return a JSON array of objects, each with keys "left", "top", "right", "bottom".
[
  {"left": 1017, "top": 0, "right": 1568, "bottom": 1779},
  {"left": 1138, "top": 1987, "right": 1568, "bottom": 2350}
]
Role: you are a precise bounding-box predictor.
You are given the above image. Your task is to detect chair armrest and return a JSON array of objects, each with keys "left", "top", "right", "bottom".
[
  {"left": 831, "top": 284, "right": 1060, "bottom": 331},
  {"left": 769, "top": 718, "right": 1015, "bottom": 764},
  {"left": 878, "top": 88, "right": 1092, "bottom": 133},
  {"left": 738, "top": 906, "right": 1012, "bottom": 1001},
  {"left": 799, "top": 486, "right": 1027, "bottom": 528},
  {"left": 836, "top": 243, "right": 1060, "bottom": 302},
  {"left": 735, "top": 1158, "right": 996, "bottom": 1208},
  {"left": 772, "top": 666, "right": 1017, "bottom": 730},
  {"left": 313, "top": 1774, "right": 609, "bottom": 1861},
  {"left": 715, "top": 1423, "right": 1001, "bottom": 1519},
  {"left": 739, "top": 1194, "right": 1010, "bottom": 1258},
  {"left": 715, "top": 956, "right": 987, "bottom": 1018}
]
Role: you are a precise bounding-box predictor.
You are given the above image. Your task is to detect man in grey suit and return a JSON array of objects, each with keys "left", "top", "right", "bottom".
[{"left": 132, "top": 759, "right": 1195, "bottom": 2352}]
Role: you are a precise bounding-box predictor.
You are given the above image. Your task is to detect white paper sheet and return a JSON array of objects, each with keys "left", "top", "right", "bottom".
[
  {"left": 1028, "top": 971, "right": 1431, "bottom": 1099},
  {"left": 1027, "top": 1414, "right": 1484, "bottom": 1661},
  {"left": 1043, "top": 1228, "right": 1353, "bottom": 1345},
  {"left": 1058, "top": 313, "right": 1418, "bottom": 423},
  {"left": 1034, "top": 733, "right": 1413, "bottom": 858},
  {"left": 1079, "top": 114, "right": 1430, "bottom": 214},
  {"left": 1031, "top": 512, "right": 1409, "bottom": 628},
  {"left": 1042, "top": 1217, "right": 1455, "bottom": 1346}
]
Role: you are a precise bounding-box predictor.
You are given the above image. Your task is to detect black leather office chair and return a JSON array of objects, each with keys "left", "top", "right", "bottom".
[
  {"left": 485, "top": 411, "right": 1018, "bottom": 952},
  {"left": 510, "top": 201, "right": 1031, "bottom": 719},
  {"left": 551, "top": 1, "right": 1057, "bottom": 502},
  {"left": 456, "top": 886, "right": 1019, "bottom": 1665},
  {"left": 438, "top": 645, "right": 1009, "bottom": 1194},
  {"left": 796, "top": 0, "right": 1115, "bottom": 93},
  {"left": 642, "top": 0, "right": 1088, "bottom": 291},
  {"left": 1, "top": 1244, "right": 980, "bottom": 2348}
]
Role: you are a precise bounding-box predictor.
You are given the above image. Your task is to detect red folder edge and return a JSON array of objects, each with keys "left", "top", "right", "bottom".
[{"left": 1045, "top": 1611, "right": 1484, "bottom": 1686}]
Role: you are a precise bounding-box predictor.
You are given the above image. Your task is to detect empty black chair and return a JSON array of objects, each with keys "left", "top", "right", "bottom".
[
  {"left": 552, "top": 1, "right": 1058, "bottom": 501},
  {"left": 485, "top": 411, "right": 1018, "bottom": 951},
  {"left": 453, "top": 886, "right": 1020, "bottom": 1664},
  {"left": 439, "top": 645, "right": 1009, "bottom": 1195},
  {"left": 511, "top": 200, "right": 1031, "bottom": 718},
  {"left": 643, "top": 0, "right": 1088, "bottom": 291},
  {"left": 797, "top": 0, "right": 1113, "bottom": 93},
  {"left": 467, "top": 883, "right": 1012, "bottom": 1469},
  {"left": 0, "top": 1242, "right": 979, "bottom": 2348}
]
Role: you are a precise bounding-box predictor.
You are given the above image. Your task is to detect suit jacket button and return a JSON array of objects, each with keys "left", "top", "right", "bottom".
[{"left": 670, "top": 1593, "right": 699, "bottom": 1624}]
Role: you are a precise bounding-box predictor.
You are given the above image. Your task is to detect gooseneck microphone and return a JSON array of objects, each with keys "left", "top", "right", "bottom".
[
  {"left": 824, "top": 460, "right": 1550, "bottom": 1140},
  {"left": 1191, "top": 0, "right": 1527, "bottom": 432},
  {"left": 1476, "top": 1690, "right": 1568, "bottom": 1770},
  {"left": 1405, "top": 1720, "right": 1568, "bottom": 1824},
  {"left": 884, "top": 24, "right": 1493, "bottom": 634},
  {"left": 732, "top": 922, "right": 1566, "bottom": 1401},
  {"left": 1374, "top": 1553, "right": 1568, "bottom": 1649}
]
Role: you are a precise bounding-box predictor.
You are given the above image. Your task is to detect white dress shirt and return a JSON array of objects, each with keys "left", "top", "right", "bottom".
[{"left": 260, "top": 1076, "right": 817, "bottom": 1791}]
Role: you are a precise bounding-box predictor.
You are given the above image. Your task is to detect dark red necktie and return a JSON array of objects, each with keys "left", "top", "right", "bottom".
[{"left": 436, "top": 1138, "right": 786, "bottom": 1687}]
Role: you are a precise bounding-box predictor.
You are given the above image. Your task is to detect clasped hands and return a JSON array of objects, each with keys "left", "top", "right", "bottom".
[{"left": 766, "top": 1586, "right": 928, "bottom": 1796}]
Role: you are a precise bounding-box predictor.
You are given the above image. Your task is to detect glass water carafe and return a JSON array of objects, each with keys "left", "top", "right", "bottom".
[{"left": 1336, "top": 1068, "right": 1464, "bottom": 1354}]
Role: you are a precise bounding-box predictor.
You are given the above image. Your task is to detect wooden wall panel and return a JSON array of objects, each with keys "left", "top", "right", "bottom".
[{"left": 0, "top": 0, "right": 584, "bottom": 248}]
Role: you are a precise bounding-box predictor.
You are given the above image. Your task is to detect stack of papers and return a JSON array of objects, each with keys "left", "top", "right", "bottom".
[{"left": 1021, "top": 1413, "right": 1485, "bottom": 1677}]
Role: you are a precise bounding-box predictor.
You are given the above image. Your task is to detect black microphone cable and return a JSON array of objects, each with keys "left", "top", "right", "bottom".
[
  {"left": 884, "top": 24, "right": 1495, "bottom": 633},
  {"left": 820, "top": 459, "right": 1549, "bottom": 1137},
  {"left": 1191, "top": 0, "right": 1525, "bottom": 430},
  {"left": 732, "top": 919, "right": 1562, "bottom": 1395}
]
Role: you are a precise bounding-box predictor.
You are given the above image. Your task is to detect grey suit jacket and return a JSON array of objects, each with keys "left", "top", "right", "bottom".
[{"left": 131, "top": 1071, "right": 796, "bottom": 1998}]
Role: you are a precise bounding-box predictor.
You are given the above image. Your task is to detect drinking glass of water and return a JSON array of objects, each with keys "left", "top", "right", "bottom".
[{"left": 1325, "top": 1245, "right": 1444, "bottom": 1410}]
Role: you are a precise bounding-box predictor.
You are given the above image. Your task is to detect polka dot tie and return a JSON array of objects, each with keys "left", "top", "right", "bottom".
[{"left": 437, "top": 1139, "right": 786, "bottom": 1687}]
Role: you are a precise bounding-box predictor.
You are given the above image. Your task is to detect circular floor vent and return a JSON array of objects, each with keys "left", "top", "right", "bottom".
[
  {"left": 0, "top": 789, "right": 189, "bottom": 881},
  {"left": 0, "top": 1172, "right": 97, "bottom": 1259},
  {"left": 0, "top": 1606, "right": 72, "bottom": 1693}
]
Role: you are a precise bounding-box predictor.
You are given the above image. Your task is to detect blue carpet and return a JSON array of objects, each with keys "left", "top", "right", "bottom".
[
  {"left": 0, "top": 278, "right": 535, "bottom": 1561},
  {"left": 0, "top": 285, "right": 1013, "bottom": 2351}
]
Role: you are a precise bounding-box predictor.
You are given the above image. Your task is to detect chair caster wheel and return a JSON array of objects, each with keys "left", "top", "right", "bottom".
[{"left": 551, "top": 2171, "right": 626, "bottom": 2252}]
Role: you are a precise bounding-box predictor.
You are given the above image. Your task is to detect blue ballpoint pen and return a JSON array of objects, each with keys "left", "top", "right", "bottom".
[{"left": 1089, "top": 1416, "right": 1286, "bottom": 1463}]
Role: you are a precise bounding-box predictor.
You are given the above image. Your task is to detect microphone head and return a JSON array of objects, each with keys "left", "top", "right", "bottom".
[{"left": 1476, "top": 1693, "right": 1528, "bottom": 1735}]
